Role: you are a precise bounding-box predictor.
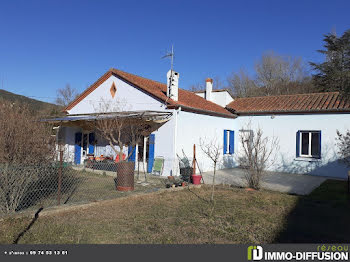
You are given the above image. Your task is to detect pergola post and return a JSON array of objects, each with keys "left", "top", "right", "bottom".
[{"left": 143, "top": 136, "right": 147, "bottom": 173}]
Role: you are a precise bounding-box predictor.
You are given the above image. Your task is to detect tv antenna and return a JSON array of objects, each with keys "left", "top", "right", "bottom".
[{"left": 161, "top": 45, "right": 174, "bottom": 71}]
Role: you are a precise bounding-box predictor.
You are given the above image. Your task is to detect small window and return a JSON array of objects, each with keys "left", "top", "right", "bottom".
[
  {"left": 223, "top": 130, "right": 234, "bottom": 155},
  {"left": 110, "top": 82, "right": 117, "bottom": 98},
  {"left": 297, "top": 131, "right": 321, "bottom": 158}
]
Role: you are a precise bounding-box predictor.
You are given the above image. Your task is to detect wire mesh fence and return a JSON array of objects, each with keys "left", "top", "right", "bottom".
[
  {"left": 0, "top": 148, "right": 206, "bottom": 218},
  {"left": 0, "top": 160, "right": 171, "bottom": 218}
]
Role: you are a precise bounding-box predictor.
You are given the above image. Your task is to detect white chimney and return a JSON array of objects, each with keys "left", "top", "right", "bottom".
[
  {"left": 205, "top": 78, "right": 213, "bottom": 101},
  {"left": 167, "top": 70, "right": 179, "bottom": 101}
]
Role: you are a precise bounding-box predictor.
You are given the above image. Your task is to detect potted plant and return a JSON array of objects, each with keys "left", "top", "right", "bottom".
[{"left": 95, "top": 104, "right": 150, "bottom": 192}]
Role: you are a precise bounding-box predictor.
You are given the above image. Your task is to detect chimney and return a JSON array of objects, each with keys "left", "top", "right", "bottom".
[
  {"left": 205, "top": 78, "right": 213, "bottom": 101},
  {"left": 167, "top": 70, "right": 179, "bottom": 101}
]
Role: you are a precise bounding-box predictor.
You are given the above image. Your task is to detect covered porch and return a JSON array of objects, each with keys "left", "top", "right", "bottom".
[{"left": 43, "top": 111, "right": 172, "bottom": 174}]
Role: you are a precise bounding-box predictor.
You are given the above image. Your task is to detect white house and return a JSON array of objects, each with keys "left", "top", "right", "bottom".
[
  {"left": 226, "top": 92, "right": 350, "bottom": 179},
  {"left": 54, "top": 68, "right": 350, "bottom": 179},
  {"left": 56, "top": 68, "right": 236, "bottom": 177}
]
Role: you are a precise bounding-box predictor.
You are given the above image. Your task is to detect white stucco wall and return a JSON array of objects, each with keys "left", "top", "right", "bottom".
[
  {"left": 63, "top": 74, "right": 176, "bottom": 174},
  {"left": 61, "top": 74, "right": 350, "bottom": 179},
  {"left": 60, "top": 126, "right": 80, "bottom": 163},
  {"left": 235, "top": 114, "right": 350, "bottom": 179},
  {"left": 67, "top": 75, "right": 167, "bottom": 114},
  {"left": 176, "top": 110, "right": 237, "bottom": 173},
  {"left": 196, "top": 91, "right": 233, "bottom": 107},
  {"left": 152, "top": 110, "right": 177, "bottom": 176}
]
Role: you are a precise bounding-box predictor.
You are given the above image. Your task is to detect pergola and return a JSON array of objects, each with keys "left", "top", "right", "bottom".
[
  {"left": 42, "top": 111, "right": 173, "bottom": 133},
  {"left": 42, "top": 111, "right": 173, "bottom": 168}
]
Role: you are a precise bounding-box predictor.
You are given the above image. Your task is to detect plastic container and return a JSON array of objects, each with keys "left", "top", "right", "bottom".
[{"left": 191, "top": 175, "right": 202, "bottom": 185}]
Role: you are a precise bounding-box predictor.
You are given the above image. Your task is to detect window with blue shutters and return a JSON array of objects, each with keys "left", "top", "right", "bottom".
[
  {"left": 74, "top": 132, "right": 82, "bottom": 165},
  {"left": 296, "top": 130, "right": 321, "bottom": 159},
  {"left": 223, "top": 130, "right": 235, "bottom": 155}
]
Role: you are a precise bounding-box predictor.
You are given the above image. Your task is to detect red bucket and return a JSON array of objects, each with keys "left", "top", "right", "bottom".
[{"left": 191, "top": 175, "right": 202, "bottom": 185}]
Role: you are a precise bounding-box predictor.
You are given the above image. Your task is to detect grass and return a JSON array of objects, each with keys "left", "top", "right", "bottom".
[
  {"left": 8, "top": 169, "right": 166, "bottom": 214},
  {"left": 0, "top": 180, "right": 349, "bottom": 244},
  {"left": 63, "top": 170, "right": 165, "bottom": 204},
  {"left": 276, "top": 179, "right": 350, "bottom": 243}
]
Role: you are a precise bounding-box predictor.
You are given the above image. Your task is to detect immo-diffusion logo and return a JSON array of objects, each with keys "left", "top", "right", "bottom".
[
  {"left": 247, "top": 245, "right": 349, "bottom": 261},
  {"left": 247, "top": 246, "right": 263, "bottom": 261}
]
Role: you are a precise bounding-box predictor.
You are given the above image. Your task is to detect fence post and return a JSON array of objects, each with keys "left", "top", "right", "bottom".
[{"left": 57, "top": 150, "right": 63, "bottom": 205}]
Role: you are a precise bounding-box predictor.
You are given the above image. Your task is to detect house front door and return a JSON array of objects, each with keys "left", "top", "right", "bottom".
[{"left": 75, "top": 131, "right": 92, "bottom": 165}]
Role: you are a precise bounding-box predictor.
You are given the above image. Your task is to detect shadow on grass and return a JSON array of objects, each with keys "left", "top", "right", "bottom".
[
  {"left": 17, "top": 166, "right": 83, "bottom": 211},
  {"left": 275, "top": 180, "right": 350, "bottom": 243}
]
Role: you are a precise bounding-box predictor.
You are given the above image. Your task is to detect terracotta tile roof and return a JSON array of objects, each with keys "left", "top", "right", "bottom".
[
  {"left": 226, "top": 92, "right": 350, "bottom": 115},
  {"left": 65, "top": 68, "right": 234, "bottom": 118}
]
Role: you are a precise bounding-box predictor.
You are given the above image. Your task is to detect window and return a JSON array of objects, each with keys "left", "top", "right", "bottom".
[
  {"left": 297, "top": 131, "right": 321, "bottom": 158},
  {"left": 223, "top": 130, "right": 234, "bottom": 155},
  {"left": 239, "top": 129, "right": 253, "bottom": 146}
]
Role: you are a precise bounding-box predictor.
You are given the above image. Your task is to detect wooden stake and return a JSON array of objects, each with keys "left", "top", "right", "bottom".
[{"left": 192, "top": 144, "right": 196, "bottom": 175}]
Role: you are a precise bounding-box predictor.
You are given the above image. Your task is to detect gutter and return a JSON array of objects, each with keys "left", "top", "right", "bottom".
[
  {"left": 167, "top": 104, "right": 237, "bottom": 119},
  {"left": 227, "top": 108, "right": 350, "bottom": 116}
]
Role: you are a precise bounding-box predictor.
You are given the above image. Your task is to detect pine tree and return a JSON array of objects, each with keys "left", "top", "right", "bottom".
[{"left": 310, "top": 29, "right": 350, "bottom": 95}]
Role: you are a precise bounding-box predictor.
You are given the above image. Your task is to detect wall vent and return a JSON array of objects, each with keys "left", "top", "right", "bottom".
[{"left": 110, "top": 82, "right": 117, "bottom": 98}]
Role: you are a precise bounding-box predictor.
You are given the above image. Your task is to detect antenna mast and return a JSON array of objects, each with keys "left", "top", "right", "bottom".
[{"left": 161, "top": 44, "right": 175, "bottom": 71}]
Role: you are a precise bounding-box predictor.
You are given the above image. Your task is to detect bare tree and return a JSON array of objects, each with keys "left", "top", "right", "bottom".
[
  {"left": 189, "top": 82, "right": 204, "bottom": 92},
  {"left": 95, "top": 117, "right": 147, "bottom": 161},
  {"left": 189, "top": 76, "right": 224, "bottom": 92},
  {"left": 255, "top": 51, "right": 310, "bottom": 96},
  {"left": 212, "top": 76, "right": 224, "bottom": 90},
  {"left": 0, "top": 100, "right": 55, "bottom": 164},
  {"left": 200, "top": 137, "right": 222, "bottom": 202},
  {"left": 336, "top": 130, "right": 350, "bottom": 166},
  {"left": 237, "top": 124, "right": 279, "bottom": 190},
  {"left": 94, "top": 101, "right": 156, "bottom": 161},
  {"left": 227, "top": 51, "right": 316, "bottom": 98},
  {"left": 55, "top": 84, "right": 79, "bottom": 107},
  {"left": 0, "top": 99, "right": 55, "bottom": 213},
  {"left": 227, "top": 68, "right": 258, "bottom": 97}
]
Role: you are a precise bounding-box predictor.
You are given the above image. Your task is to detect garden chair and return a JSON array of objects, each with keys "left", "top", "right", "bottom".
[{"left": 152, "top": 157, "right": 164, "bottom": 176}]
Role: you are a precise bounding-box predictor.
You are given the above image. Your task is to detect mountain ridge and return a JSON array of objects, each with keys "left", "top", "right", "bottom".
[{"left": 0, "top": 89, "right": 62, "bottom": 115}]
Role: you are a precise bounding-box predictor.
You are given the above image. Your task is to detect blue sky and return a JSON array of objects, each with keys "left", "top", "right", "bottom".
[{"left": 0, "top": 0, "right": 349, "bottom": 103}]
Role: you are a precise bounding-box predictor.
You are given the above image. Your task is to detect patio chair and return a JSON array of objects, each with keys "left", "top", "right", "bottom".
[{"left": 152, "top": 157, "right": 164, "bottom": 176}]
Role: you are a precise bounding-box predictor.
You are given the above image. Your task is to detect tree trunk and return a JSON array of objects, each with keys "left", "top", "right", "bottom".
[{"left": 211, "top": 162, "right": 217, "bottom": 202}]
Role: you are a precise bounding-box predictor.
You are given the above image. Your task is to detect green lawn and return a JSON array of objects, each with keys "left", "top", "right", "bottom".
[
  {"left": 0, "top": 180, "right": 349, "bottom": 244},
  {"left": 277, "top": 179, "right": 350, "bottom": 243}
]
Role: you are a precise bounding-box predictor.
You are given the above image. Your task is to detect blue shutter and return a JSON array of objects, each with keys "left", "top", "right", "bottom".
[
  {"left": 223, "top": 130, "right": 227, "bottom": 155},
  {"left": 88, "top": 133, "right": 95, "bottom": 154},
  {"left": 74, "top": 132, "right": 82, "bottom": 164},
  {"left": 296, "top": 131, "right": 300, "bottom": 158},
  {"left": 128, "top": 145, "right": 136, "bottom": 162},
  {"left": 318, "top": 131, "right": 322, "bottom": 159},
  {"left": 147, "top": 134, "right": 155, "bottom": 173},
  {"left": 229, "top": 130, "right": 234, "bottom": 154}
]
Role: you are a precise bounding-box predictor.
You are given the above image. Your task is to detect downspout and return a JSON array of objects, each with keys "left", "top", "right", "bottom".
[{"left": 173, "top": 106, "right": 181, "bottom": 176}]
